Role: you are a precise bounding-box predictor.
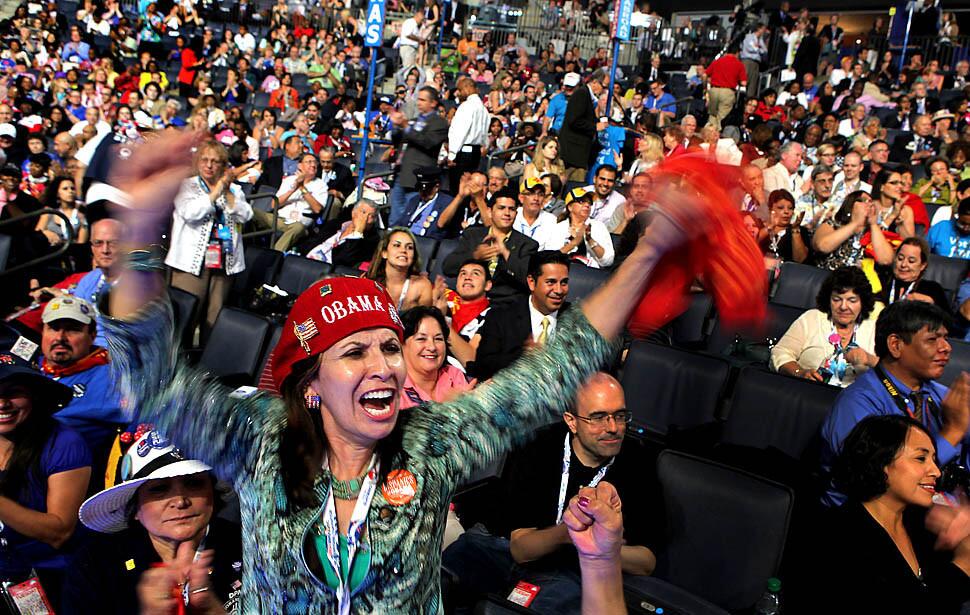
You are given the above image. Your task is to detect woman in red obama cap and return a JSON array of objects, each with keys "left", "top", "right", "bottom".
[{"left": 100, "top": 131, "right": 715, "bottom": 613}]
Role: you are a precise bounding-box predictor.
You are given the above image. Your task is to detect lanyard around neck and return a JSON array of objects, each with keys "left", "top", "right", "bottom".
[
  {"left": 873, "top": 364, "right": 939, "bottom": 426},
  {"left": 889, "top": 278, "right": 916, "bottom": 304},
  {"left": 556, "top": 433, "right": 614, "bottom": 524},
  {"left": 322, "top": 455, "right": 379, "bottom": 615}
]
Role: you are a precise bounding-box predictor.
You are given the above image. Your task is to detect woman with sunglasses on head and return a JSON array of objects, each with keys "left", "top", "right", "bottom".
[
  {"left": 813, "top": 190, "right": 894, "bottom": 271},
  {"left": 873, "top": 168, "right": 917, "bottom": 238},
  {"left": 99, "top": 130, "right": 724, "bottom": 613}
]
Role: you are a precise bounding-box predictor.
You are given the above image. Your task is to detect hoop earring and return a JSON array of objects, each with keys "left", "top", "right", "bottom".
[{"left": 304, "top": 388, "right": 321, "bottom": 411}]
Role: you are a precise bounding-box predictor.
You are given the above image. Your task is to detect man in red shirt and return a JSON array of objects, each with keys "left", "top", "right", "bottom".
[{"left": 705, "top": 49, "right": 748, "bottom": 130}]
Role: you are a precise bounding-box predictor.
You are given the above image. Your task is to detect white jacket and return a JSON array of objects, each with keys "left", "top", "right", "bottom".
[{"left": 165, "top": 176, "right": 253, "bottom": 276}]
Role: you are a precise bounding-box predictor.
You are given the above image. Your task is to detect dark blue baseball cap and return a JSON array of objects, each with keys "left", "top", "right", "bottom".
[{"left": 0, "top": 354, "right": 72, "bottom": 412}]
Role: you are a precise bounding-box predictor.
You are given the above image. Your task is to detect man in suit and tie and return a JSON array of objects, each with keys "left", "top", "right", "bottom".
[
  {"left": 559, "top": 69, "right": 608, "bottom": 183},
  {"left": 255, "top": 135, "right": 303, "bottom": 192},
  {"left": 470, "top": 250, "right": 571, "bottom": 380},
  {"left": 890, "top": 114, "right": 940, "bottom": 165},
  {"left": 909, "top": 81, "right": 940, "bottom": 116},
  {"left": 442, "top": 187, "right": 539, "bottom": 307},
  {"left": 389, "top": 85, "right": 448, "bottom": 227},
  {"left": 642, "top": 54, "right": 668, "bottom": 87},
  {"left": 391, "top": 167, "right": 456, "bottom": 240},
  {"left": 316, "top": 147, "right": 355, "bottom": 220}
]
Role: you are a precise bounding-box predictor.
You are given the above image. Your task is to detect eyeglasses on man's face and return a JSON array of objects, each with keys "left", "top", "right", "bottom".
[{"left": 571, "top": 409, "right": 632, "bottom": 428}]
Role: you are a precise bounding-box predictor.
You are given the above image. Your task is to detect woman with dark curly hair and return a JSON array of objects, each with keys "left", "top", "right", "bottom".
[
  {"left": 770, "top": 266, "right": 881, "bottom": 386},
  {"left": 815, "top": 415, "right": 970, "bottom": 612}
]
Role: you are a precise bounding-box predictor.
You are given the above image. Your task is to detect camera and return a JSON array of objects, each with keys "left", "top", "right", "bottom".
[{"left": 937, "top": 462, "right": 970, "bottom": 496}]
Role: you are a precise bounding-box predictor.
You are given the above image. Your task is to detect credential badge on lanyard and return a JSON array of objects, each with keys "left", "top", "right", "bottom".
[{"left": 555, "top": 433, "right": 614, "bottom": 524}]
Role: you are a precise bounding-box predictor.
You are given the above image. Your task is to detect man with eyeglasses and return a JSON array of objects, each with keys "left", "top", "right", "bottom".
[
  {"left": 927, "top": 198, "right": 970, "bottom": 260},
  {"left": 644, "top": 79, "right": 676, "bottom": 127},
  {"left": 442, "top": 372, "right": 662, "bottom": 611},
  {"left": 794, "top": 164, "right": 837, "bottom": 228},
  {"left": 16, "top": 219, "right": 123, "bottom": 348}
]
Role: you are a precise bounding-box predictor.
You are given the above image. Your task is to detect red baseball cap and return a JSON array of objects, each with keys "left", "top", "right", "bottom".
[{"left": 271, "top": 277, "right": 404, "bottom": 390}]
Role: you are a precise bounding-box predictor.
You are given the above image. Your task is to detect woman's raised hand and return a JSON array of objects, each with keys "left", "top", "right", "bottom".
[
  {"left": 563, "top": 482, "right": 623, "bottom": 563},
  {"left": 110, "top": 129, "right": 202, "bottom": 241}
]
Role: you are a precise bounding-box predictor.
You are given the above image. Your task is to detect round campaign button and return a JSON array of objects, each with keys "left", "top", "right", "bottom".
[{"left": 381, "top": 469, "right": 417, "bottom": 506}]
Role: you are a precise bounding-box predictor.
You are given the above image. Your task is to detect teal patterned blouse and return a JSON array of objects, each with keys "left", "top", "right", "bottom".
[{"left": 104, "top": 300, "right": 616, "bottom": 613}]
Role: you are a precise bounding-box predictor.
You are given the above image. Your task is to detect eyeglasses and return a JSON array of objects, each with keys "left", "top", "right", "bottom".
[{"left": 571, "top": 409, "right": 632, "bottom": 428}]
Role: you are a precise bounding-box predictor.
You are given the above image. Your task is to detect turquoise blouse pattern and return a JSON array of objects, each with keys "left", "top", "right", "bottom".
[{"left": 104, "top": 300, "right": 616, "bottom": 613}]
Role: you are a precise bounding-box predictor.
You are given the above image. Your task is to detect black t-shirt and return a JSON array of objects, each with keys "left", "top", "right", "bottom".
[
  {"left": 498, "top": 424, "right": 665, "bottom": 572},
  {"left": 875, "top": 264, "right": 950, "bottom": 313}
]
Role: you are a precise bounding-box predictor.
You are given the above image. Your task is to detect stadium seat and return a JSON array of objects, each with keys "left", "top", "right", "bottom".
[
  {"left": 721, "top": 367, "right": 840, "bottom": 461},
  {"left": 628, "top": 450, "right": 792, "bottom": 612},
  {"left": 429, "top": 237, "right": 458, "bottom": 281},
  {"left": 924, "top": 253, "right": 969, "bottom": 295},
  {"left": 275, "top": 255, "right": 331, "bottom": 296},
  {"left": 620, "top": 342, "right": 730, "bottom": 437},
  {"left": 706, "top": 302, "right": 804, "bottom": 357},
  {"left": 924, "top": 202, "right": 942, "bottom": 226},
  {"left": 412, "top": 235, "right": 438, "bottom": 273},
  {"left": 199, "top": 308, "right": 272, "bottom": 384},
  {"left": 0, "top": 233, "right": 10, "bottom": 271},
  {"left": 941, "top": 339, "right": 970, "bottom": 387},
  {"left": 168, "top": 287, "right": 200, "bottom": 349},
  {"left": 565, "top": 263, "right": 610, "bottom": 304},
  {"left": 770, "top": 262, "right": 831, "bottom": 309},
  {"left": 253, "top": 91, "right": 271, "bottom": 109},
  {"left": 669, "top": 293, "right": 714, "bottom": 349},
  {"left": 258, "top": 323, "right": 283, "bottom": 382},
  {"left": 229, "top": 246, "right": 283, "bottom": 305}
]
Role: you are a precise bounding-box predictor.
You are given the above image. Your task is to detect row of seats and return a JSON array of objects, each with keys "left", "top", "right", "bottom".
[
  {"left": 772, "top": 257, "right": 970, "bottom": 310},
  {"left": 474, "top": 449, "right": 792, "bottom": 615}
]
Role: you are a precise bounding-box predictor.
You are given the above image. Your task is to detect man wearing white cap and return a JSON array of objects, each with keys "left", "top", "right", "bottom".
[
  {"left": 65, "top": 430, "right": 242, "bottom": 614},
  {"left": 543, "top": 73, "right": 579, "bottom": 135},
  {"left": 39, "top": 296, "right": 126, "bottom": 483}
]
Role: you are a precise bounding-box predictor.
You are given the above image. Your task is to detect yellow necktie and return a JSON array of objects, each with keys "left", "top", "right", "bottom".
[{"left": 536, "top": 316, "right": 550, "bottom": 345}]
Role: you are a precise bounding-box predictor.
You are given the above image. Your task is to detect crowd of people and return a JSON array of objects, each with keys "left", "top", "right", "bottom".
[{"left": 0, "top": 0, "right": 969, "bottom": 612}]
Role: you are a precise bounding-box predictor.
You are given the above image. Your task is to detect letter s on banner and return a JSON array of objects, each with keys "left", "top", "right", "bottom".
[{"left": 364, "top": 0, "right": 386, "bottom": 48}]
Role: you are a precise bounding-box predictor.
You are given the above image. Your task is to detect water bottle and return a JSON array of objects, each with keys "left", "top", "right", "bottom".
[{"left": 754, "top": 577, "right": 781, "bottom": 615}]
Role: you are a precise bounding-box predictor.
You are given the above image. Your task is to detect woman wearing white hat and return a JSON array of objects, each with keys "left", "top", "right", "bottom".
[{"left": 63, "top": 430, "right": 242, "bottom": 615}]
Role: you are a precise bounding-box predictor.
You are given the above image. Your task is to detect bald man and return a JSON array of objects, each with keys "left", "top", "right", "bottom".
[
  {"left": 447, "top": 77, "right": 490, "bottom": 193},
  {"left": 20, "top": 218, "right": 122, "bottom": 346},
  {"left": 443, "top": 372, "right": 664, "bottom": 613}
]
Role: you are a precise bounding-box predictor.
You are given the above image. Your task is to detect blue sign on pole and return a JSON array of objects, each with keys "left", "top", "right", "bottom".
[
  {"left": 611, "top": 0, "right": 636, "bottom": 42},
  {"left": 364, "top": 0, "right": 386, "bottom": 48},
  {"left": 358, "top": 0, "right": 386, "bottom": 189}
]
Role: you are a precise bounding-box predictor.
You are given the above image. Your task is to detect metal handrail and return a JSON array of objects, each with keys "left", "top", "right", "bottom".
[
  {"left": 241, "top": 192, "right": 281, "bottom": 240},
  {"left": 485, "top": 142, "right": 535, "bottom": 169},
  {"left": 0, "top": 208, "right": 76, "bottom": 277}
]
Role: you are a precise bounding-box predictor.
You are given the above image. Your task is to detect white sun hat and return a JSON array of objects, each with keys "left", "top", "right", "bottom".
[{"left": 78, "top": 431, "right": 212, "bottom": 533}]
